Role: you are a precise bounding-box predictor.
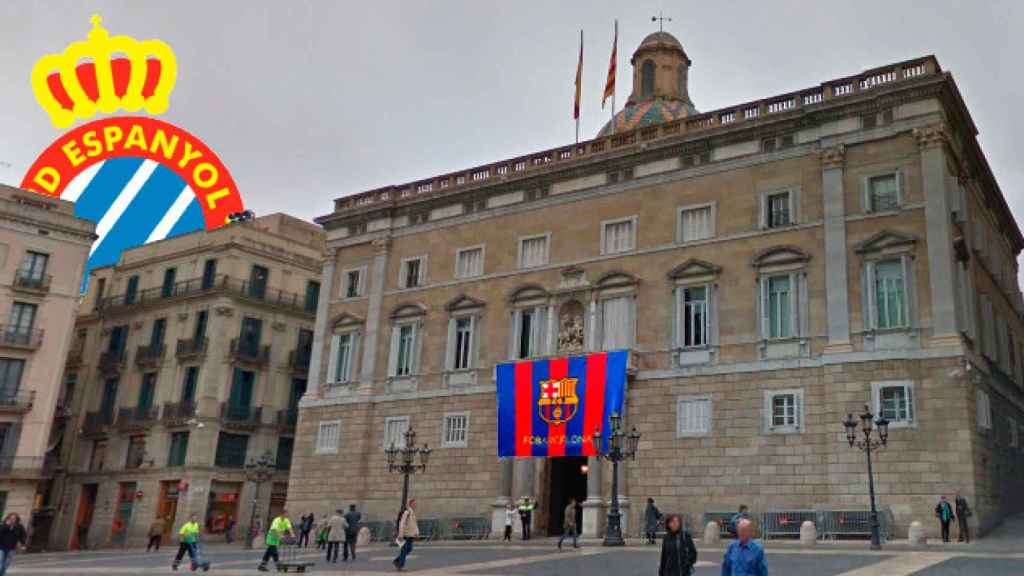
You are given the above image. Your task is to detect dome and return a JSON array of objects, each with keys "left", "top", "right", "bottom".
[
  {"left": 636, "top": 31, "right": 684, "bottom": 53},
  {"left": 597, "top": 97, "right": 696, "bottom": 138}
]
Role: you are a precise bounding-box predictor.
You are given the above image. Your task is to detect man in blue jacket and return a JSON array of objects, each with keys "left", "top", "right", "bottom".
[{"left": 721, "top": 519, "right": 767, "bottom": 576}]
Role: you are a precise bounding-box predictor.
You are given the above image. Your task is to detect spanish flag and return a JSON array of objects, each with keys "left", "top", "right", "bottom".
[
  {"left": 573, "top": 30, "right": 583, "bottom": 121},
  {"left": 602, "top": 20, "right": 617, "bottom": 109}
]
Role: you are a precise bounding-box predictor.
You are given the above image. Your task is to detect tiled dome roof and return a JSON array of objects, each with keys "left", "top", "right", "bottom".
[
  {"left": 597, "top": 97, "right": 696, "bottom": 137},
  {"left": 637, "top": 31, "right": 683, "bottom": 52}
]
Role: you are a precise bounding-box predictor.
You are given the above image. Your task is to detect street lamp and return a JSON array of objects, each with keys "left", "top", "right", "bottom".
[
  {"left": 243, "top": 450, "right": 276, "bottom": 550},
  {"left": 385, "top": 427, "right": 431, "bottom": 543},
  {"left": 843, "top": 404, "right": 889, "bottom": 550},
  {"left": 591, "top": 412, "right": 640, "bottom": 546}
]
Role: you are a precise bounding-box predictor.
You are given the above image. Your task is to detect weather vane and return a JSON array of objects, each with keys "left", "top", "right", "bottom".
[{"left": 652, "top": 11, "right": 672, "bottom": 32}]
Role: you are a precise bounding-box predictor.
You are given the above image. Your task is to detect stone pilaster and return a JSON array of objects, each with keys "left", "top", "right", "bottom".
[
  {"left": 307, "top": 250, "right": 336, "bottom": 394},
  {"left": 360, "top": 237, "right": 391, "bottom": 388},
  {"left": 581, "top": 455, "right": 604, "bottom": 537},
  {"left": 821, "top": 145, "right": 853, "bottom": 353},
  {"left": 915, "top": 124, "right": 960, "bottom": 346},
  {"left": 491, "top": 458, "right": 514, "bottom": 537}
]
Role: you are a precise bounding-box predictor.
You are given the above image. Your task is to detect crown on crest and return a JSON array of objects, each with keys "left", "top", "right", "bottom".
[{"left": 30, "top": 15, "right": 177, "bottom": 129}]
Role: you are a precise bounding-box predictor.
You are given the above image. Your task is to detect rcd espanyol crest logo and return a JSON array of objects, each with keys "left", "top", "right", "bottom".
[{"left": 20, "top": 15, "right": 244, "bottom": 290}]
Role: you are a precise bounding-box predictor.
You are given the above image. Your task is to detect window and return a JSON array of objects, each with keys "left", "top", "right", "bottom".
[
  {"left": 456, "top": 247, "right": 484, "bottom": 279},
  {"left": 513, "top": 307, "right": 547, "bottom": 359},
  {"left": 765, "top": 389, "right": 803, "bottom": 433},
  {"left": 316, "top": 420, "right": 341, "bottom": 454},
  {"left": 89, "top": 440, "right": 106, "bottom": 472},
  {"left": 161, "top": 267, "right": 176, "bottom": 298},
  {"left": 519, "top": 235, "right": 549, "bottom": 268},
  {"left": 395, "top": 325, "right": 415, "bottom": 376},
  {"left": 1009, "top": 418, "right": 1019, "bottom": 449},
  {"left": 228, "top": 368, "right": 255, "bottom": 418},
  {"left": 384, "top": 416, "right": 410, "bottom": 448},
  {"left": 602, "top": 218, "right": 636, "bottom": 254},
  {"left": 641, "top": 59, "right": 655, "bottom": 97},
  {"left": 193, "top": 310, "right": 208, "bottom": 343},
  {"left": 873, "top": 260, "right": 908, "bottom": 329},
  {"left": 449, "top": 316, "right": 475, "bottom": 370},
  {"left": 678, "top": 205, "right": 715, "bottom": 242},
  {"left": 328, "top": 332, "right": 357, "bottom": 384},
  {"left": 125, "top": 436, "right": 147, "bottom": 469},
  {"left": 214, "top": 432, "right": 249, "bottom": 468},
  {"left": 124, "top": 275, "right": 139, "bottom": 304},
  {"left": 181, "top": 367, "right": 199, "bottom": 404},
  {"left": 276, "top": 437, "right": 294, "bottom": 470},
  {"left": 150, "top": 318, "right": 166, "bottom": 348},
  {"left": 867, "top": 173, "right": 900, "bottom": 212},
  {"left": 18, "top": 251, "right": 48, "bottom": 285},
  {"left": 100, "top": 378, "right": 118, "bottom": 421},
  {"left": 249, "top": 265, "right": 269, "bottom": 299},
  {"left": 677, "top": 64, "right": 686, "bottom": 99},
  {"left": 304, "top": 280, "right": 321, "bottom": 313},
  {"left": 442, "top": 413, "right": 469, "bottom": 447},
  {"left": 201, "top": 259, "right": 217, "bottom": 290},
  {"left": 343, "top": 268, "right": 365, "bottom": 298},
  {"left": 872, "top": 381, "right": 915, "bottom": 427},
  {"left": 6, "top": 302, "right": 36, "bottom": 342},
  {"left": 765, "top": 192, "right": 792, "bottom": 228},
  {"left": 677, "top": 396, "right": 711, "bottom": 437},
  {"left": 600, "top": 296, "right": 634, "bottom": 350},
  {"left": 239, "top": 317, "right": 262, "bottom": 352},
  {"left": 167, "top": 432, "right": 188, "bottom": 467},
  {"left": 976, "top": 388, "right": 992, "bottom": 430},
  {"left": 400, "top": 257, "right": 425, "bottom": 289},
  {"left": 678, "top": 286, "right": 708, "bottom": 348},
  {"left": 0, "top": 360, "right": 25, "bottom": 400},
  {"left": 138, "top": 373, "right": 156, "bottom": 411},
  {"left": 764, "top": 275, "right": 793, "bottom": 339}
]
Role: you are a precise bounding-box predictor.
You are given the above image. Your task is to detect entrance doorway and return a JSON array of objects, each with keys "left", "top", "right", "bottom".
[
  {"left": 111, "top": 482, "right": 137, "bottom": 546},
  {"left": 543, "top": 456, "right": 587, "bottom": 536},
  {"left": 157, "top": 481, "right": 181, "bottom": 538},
  {"left": 71, "top": 483, "right": 97, "bottom": 550}
]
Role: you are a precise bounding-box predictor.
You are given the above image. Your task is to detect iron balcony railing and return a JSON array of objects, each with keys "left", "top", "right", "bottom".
[
  {"left": 0, "top": 326, "right": 44, "bottom": 350},
  {"left": 135, "top": 344, "right": 165, "bottom": 366},
  {"left": 66, "top": 348, "right": 84, "bottom": 367},
  {"left": 0, "top": 390, "right": 34, "bottom": 412},
  {"left": 288, "top": 349, "right": 311, "bottom": 374},
  {"left": 276, "top": 408, "right": 298, "bottom": 431},
  {"left": 98, "top": 350, "right": 126, "bottom": 374},
  {"left": 116, "top": 406, "right": 159, "bottom": 430},
  {"left": 229, "top": 339, "right": 270, "bottom": 366},
  {"left": 0, "top": 457, "right": 45, "bottom": 474},
  {"left": 175, "top": 338, "right": 208, "bottom": 359},
  {"left": 81, "top": 410, "right": 113, "bottom": 436},
  {"left": 98, "top": 274, "right": 315, "bottom": 316},
  {"left": 220, "top": 403, "right": 262, "bottom": 428},
  {"left": 162, "top": 401, "right": 198, "bottom": 425},
  {"left": 12, "top": 271, "right": 51, "bottom": 293}
]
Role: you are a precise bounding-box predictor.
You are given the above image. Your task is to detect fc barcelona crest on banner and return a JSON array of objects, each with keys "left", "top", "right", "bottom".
[{"left": 496, "top": 350, "right": 628, "bottom": 458}]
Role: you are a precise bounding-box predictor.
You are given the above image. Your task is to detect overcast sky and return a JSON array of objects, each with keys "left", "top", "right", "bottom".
[{"left": 1, "top": 0, "right": 1022, "bottom": 241}]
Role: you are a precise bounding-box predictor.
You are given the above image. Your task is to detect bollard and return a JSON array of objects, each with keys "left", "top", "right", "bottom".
[
  {"left": 908, "top": 521, "right": 925, "bottom": 545},
  {"left": 357, "top": 526, "right": 372, "bottom": 547},
  {"left": 799, "top": 520, "right": 817, "bottom": 545},
  {"left": 703, "top": 521, "right": 720, "bottom": 545}
]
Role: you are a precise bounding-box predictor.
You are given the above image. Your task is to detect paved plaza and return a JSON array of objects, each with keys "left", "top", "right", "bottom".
[{"left": 8, "top": 515, "right": 1024, "bottom": 576}]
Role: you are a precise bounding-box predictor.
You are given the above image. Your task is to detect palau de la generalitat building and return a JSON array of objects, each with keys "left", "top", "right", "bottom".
[{"left": 289, "top": 31, "right": 1024, "bottom": 539}]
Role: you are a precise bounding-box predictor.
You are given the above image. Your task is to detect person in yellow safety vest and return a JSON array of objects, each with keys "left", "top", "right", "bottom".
[
  {"left": 517, "top": 497, "right": 536, "bottom": 540},
  {"left": 257, "top": 508, "right": 295, "bottom": 572},
  {"left": 171, "top": 513, "right": 200, "bottom": 571}
]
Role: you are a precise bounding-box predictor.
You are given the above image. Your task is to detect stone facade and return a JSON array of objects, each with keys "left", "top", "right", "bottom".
[
  {"left": 0, "top": 185, "right": 95, "bottom": 547},
  {"left": 49, "top": 213, "right": 323, "bottom": 549},
  {"left": 291, "top": 37, "right": 1024, "bottom": 540}
]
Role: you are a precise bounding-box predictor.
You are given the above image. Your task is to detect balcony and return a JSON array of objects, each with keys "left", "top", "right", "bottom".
[
  {"left": 97, "top": 274, "right": 316, "bottom": 317},
  {"left": 229, "top": 339, "right": 270, "bottom": 367},
  {"left": 81, "top": 411, "right": 113, "bottom": 437},
  {"left": 65, "top": 348, "right": 84, "bottom": 368},
  {"left": 288, "top": 348, "right": 311, "bottom": 375},
  {"left": 220, "top": 403, "right": 262, "bottom": 430},
  {"left": 0, "top": 390, "right": 34, "bottom": 413},
  {"left": 0, "top": 456, "right": 45, "bottom": 477},
  {"left": 12, "top": 271, "right": 51, "bottom": 294},
  {"left": 134, "top": 344, "right": 165, "bottom": 368},
  {"left": 42, "top": 453, "right": 62, "bottom": 475},
  {"left": 0, "top": 326, "right": 44, "bottom": 351},
  {"left": 175, "top": 338, "right": 207, "bottom": 360},
  {"left": 276, "top": 408, "right": 298, "bottom": 432},
  {"left": 98, "top": 350, "right": 126, "bottom": 375},
  {"left": 162, "top": 401, "right": 198, "bottom": 427},
  {"left": 115, "top": 406, "right": 159, "bottom": 432}
]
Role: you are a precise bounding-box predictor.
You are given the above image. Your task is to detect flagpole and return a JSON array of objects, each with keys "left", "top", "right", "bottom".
[
  {"left": 576, "top": 29, "right": 582, "bottom": 145},
  {"left": 611, "top": 19, "right": 617, "bottom": 135}
]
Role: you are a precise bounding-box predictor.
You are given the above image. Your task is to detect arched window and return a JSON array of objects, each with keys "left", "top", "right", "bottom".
[
  {"left": 641, "top": 60, "right": 655, "bottom": 97},
  {"left": 677, "top": 64, "right": 686, "bottom": 99}
]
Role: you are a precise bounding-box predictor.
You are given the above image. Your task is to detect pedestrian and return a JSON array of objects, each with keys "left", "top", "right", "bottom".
[
  {"left": 0, "top": 513, "right": 27, "bottom": 576},
  {"left": 326, "top": 509, "right": 347, "bottom": 564},
  {"left": 720, "top": 519, "right": 767, "bottom": 576},
  {"left": 728, "top": 505, "right": 750, "bottom": 538},
  {"left": 955, "top": 491, "right": 972, "bottom": 543},
  {"left": 557, "top": 499, "right": 578, "bottom": 550},
  {"left": 316, "top": 515, "right": 330, "bottom": 550},
  {"left": 343, "top": 504, "right": 361, "bottom": 561},
  {"left": 935, "top": 495, "right": 954, "bottom": 543},
  {"left": 659, "top": 514, "right": 697, "bottom": 576},
  {"left": 147, "top": 515, "right": 165, "bottom": 552},
  {"left": 645, "top": 498, "right": 663, "bottom": 545},
  {"left": 298, "top": 512, "right": 313, "bottom": 548},
  {"left": 257, "top": 509, "right": 295, "bottom": 572},
  {"left": 503, "top": 503, "right": 515, "bottom": 542},
  {"left": 170, "top": 513, "right": 200, "bottom": 571},
  {"left": 517, "top": 497, "right": 535, "bottom": 541},
  {"left": 393, "top": 499, "right": 420, "bottom": 572}
]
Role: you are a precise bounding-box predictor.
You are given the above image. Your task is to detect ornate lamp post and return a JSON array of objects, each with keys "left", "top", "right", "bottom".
[
  {"left": 843, "top": 404, "right": 889, "bottom": 550},
  {"left": 385, "top": 427, "right": 431, "bottom": 542},
  {"left": 243, "top": 450, "right": 276, "bottom": 550},
  {"left": 592, "top": 412, "right": 640, "bottom": 546}
]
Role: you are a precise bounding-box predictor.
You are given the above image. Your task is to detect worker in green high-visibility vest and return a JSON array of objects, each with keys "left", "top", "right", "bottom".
[
  {"left": 517, "top": 497, "right": 536, "bottom": 541},
  {"left": 257, "top": 508, "right": 295, "bottom": 572},
  {"left": 170, "top": 514, "right": 200, "bottom": 571}
]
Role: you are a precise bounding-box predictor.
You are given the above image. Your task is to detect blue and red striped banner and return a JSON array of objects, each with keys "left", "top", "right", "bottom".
[{"left": 496, "top": 350, "right": 628, "bottom": 458}]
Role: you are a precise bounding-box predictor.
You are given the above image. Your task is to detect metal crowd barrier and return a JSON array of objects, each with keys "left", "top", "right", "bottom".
[
  {"left": 362, "top": 516, "right": 491, "bottom": 542},
  {"left": 362, "top": 520, "right": 395, "bottom": 542},
  {"left": 817, "top": 508, "right": 894, "bottom": 541},
  {"left": 701, "top": 512, "right": 740, "bottom": 538},
  {"left": 418, "top": 518, "right": 440, "bottom": 541},
  {"left": 445, "top": 517, "right": 491, "bottom": 540},
  {"left": 646, "top": 512, "right": 692, "bottom": 539},
  {"left": 760, "top": 510, "right": 817, "bottom": 540}
]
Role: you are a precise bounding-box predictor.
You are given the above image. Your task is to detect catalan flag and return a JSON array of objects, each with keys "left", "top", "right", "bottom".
[
  {"left": 496, "top": 350, "right": 628, "bottom": 458},
  {"left": 573, "top": 30, "right": 583, "bottom": 121},
  {"left": 602, "top": 20, "right": 617, "bottom": 109}
]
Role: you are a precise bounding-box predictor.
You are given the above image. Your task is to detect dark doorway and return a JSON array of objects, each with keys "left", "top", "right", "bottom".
[
  {"left": 546, "top": 456, "right": 587, "bottom": 536},
  {"left": 71, "top": 483, "right": 98, "bottom": 550}
]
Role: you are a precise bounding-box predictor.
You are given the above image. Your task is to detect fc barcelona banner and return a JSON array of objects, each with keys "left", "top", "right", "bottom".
[{"left": 496, "top": 350, "right": 628, "bottom": 458}]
